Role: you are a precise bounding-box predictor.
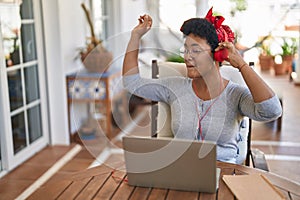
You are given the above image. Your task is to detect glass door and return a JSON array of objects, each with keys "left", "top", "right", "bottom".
[{"left": 0, "top": 0, "right": 49, "bottom": 172}]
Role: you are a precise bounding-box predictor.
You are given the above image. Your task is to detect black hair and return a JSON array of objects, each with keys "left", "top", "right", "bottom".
[{"left": 180, "top": 18, "right": 219, "bottom": 53}]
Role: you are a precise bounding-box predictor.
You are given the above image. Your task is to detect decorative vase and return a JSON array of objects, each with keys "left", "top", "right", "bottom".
[
  {"left": 80, "top": 3, "right": 113, "bottom": 73},
  {"left": 81, "top": 46, "right": 113, "bottom": 73},
  {"left": 258, "top": 54, "right": 274, "bottom": 71}
]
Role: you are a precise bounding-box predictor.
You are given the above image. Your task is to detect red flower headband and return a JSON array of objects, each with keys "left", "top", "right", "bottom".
[{"left": 205, "top": 7, "right": 235, "bottom": 43}]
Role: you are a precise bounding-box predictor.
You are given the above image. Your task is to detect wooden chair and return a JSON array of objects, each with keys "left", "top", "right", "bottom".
[{"left": 151, "top": 60, "right": 269, "bottom": 170}]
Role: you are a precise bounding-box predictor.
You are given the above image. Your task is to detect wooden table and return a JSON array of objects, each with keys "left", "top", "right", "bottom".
[{"left": 28, "top": 162, "right": 300, "bottom": 200}]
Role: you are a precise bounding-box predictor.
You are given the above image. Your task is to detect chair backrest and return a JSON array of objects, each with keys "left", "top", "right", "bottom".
[{"left": 151, "top": 60, "right": 252, "bottom": 165}]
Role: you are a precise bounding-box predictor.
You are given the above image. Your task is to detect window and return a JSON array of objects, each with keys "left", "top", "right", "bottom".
[{"left": 90, "top": 0, "right": 109, "bottom": 40}]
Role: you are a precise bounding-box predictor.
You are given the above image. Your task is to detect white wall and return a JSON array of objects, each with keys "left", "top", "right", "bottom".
[
  {"left": 58, "top": 1, "right": 87, "bottom": 74},
  {"left": 41, "top": 0, "right": 66, "bottom": 145},
  {"left": 41, "top": 0, "right": 87, "bottom": 145},
  {"left": 58, "top": 0, "right": 91, "bottom": 135}
]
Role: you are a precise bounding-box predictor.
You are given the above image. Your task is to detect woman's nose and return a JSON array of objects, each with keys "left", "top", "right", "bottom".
[{"left": 185, "top": 53, "right": 193, "bottom": 61}]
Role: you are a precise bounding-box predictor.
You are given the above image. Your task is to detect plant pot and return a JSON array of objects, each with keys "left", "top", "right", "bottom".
[
  {"left": 282, "top": 55, "right": 294, "bottom": 73},
  {"left": 258, "top": 54, "right": 274, "bottom": 71},
  {"left": 273, "top": 63, "right": 286, "bottom": 76},
  {"left": 81, "top": 46, "right": 113, "bottom": 73}
]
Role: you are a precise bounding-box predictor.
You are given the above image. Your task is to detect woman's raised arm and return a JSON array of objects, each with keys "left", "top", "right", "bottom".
[{"left": 122, "top": 15, "right": 152, "bottom": 76}]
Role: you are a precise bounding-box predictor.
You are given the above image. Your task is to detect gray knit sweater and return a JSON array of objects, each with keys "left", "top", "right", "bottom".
[{"left": 123, "top": 74, "right": 282, "bottom": 163}]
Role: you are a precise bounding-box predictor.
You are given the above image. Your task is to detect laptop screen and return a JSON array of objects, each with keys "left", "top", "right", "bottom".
[{"left": 122, "top": 136, "right": 217, "bottom": 193}]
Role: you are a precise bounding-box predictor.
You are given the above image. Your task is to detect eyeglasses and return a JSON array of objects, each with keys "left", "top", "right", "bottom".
[{"left": 179, "top": 47, "right": 211, "bottom": 57}]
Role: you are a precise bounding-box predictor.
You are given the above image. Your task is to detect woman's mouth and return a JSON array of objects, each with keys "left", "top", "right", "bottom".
[{"left": 186, "top": 65, "right": 195, "bottom": 68}]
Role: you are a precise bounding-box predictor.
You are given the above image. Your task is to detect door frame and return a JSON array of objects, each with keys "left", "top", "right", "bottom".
[{"left": 0, "top": 0, "right": 49, "bottom": 173}]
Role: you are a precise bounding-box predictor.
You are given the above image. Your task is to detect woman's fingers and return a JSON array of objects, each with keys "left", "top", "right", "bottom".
[
  {"left": 218, "top": 42, "right": 234, "bottom": 49},
  {"left": 138, "top": 18, "right": 143, "bottom": 24},
  {"left": 132, "top": 14, "right": 152, "bottom": 37},
  {"left": 215, "top": 42, "right": 236, "bottom": 56},
  {"left": 146, "top": 15, "right": 153, "bottom": 29},
  {"left": 137, "top": 15, "right": 152, "bottom": 29},
  {"left": 215, "top": 42, "right": 226, "bottom": 52}
]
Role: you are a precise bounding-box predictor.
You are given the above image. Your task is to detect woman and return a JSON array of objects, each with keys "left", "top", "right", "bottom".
[{"left": 122, "top": 11, "right": 282, "bottom": 164}]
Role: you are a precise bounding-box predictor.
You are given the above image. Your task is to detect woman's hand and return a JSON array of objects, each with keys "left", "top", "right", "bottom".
[
  {"left": 215, "top": 42, "right": 247, "bottom": 70},
  {"left": 216, "top": 42, "right": 276, "bottom": 103},
  {"left": 131, "top": 14, "right": 153, "bottom": 38}
]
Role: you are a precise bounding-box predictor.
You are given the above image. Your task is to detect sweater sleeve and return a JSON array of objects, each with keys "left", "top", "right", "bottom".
[
  {"left": 122, "top": 74, "right": 170, "bottom": 102},
  {"left": 238, "top": 88, "right": 282, "bottom": 122}
]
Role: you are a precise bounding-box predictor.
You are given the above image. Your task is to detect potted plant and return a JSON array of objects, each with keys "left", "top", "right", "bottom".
[
  {"left": 166, "top": 54, "right": 185, "bottom": 63},
  {"left": 257, "top": 36, "right": 274, "bottom": 71},
  {"left": 273, "top": 37, "right": 298, "bottom": 76},
  {"left": 281, "top": 37, "right": 297, "bottom": 73},
  {"left": 3, "top": 28, "right": 20, "bottom": 67},
  {"left": 79, "top": 3, "right": 113, "bottom": 73}
]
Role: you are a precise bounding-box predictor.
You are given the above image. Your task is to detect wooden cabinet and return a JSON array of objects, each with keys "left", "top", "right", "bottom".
[{"left": 66, "top": 70, "right": 123, "bottom": 139}]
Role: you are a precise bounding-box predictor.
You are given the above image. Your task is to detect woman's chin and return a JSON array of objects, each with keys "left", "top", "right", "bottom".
[
  {"left": 187, "top": 73, "right": 202, "bottom": 79},
  {"left": 187, "top": 68, "right": 201, "bottom": 78}
]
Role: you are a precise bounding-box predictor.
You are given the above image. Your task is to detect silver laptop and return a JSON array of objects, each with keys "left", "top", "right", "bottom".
[{"left": 122, "top": 136, "right": 220, "bottom": 193}]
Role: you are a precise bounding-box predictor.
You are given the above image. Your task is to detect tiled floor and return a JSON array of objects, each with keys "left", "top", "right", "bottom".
[{"left": 1, "top": 68, "right": 300, "bottom": 200}]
